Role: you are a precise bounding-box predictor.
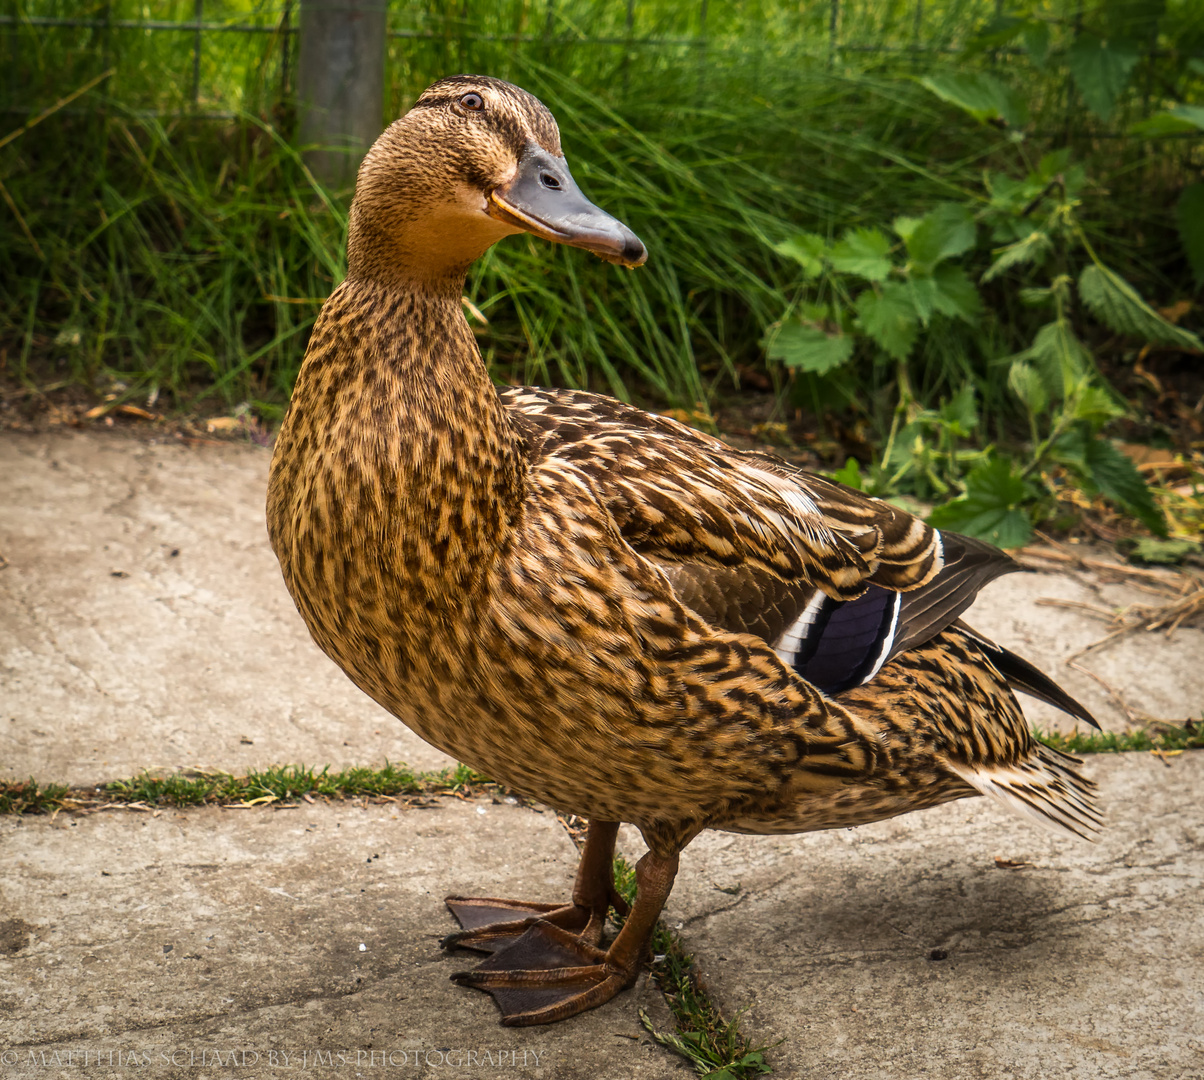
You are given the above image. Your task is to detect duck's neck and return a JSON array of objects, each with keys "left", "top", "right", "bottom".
[{"left": 279, "top": 274, "right": 525, "bottom": 595}]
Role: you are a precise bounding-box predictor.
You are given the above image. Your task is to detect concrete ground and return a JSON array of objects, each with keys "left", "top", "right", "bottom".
[{"left": 2, "top": 427, "right": 1202, "bottom": 1079}]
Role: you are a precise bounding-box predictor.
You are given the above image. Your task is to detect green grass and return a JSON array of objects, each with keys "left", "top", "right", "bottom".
[
  {"left": 2, "top": 0, "right": 1199, "bottom": 434},
  {"left": 1036, "top": 721, "right": 1204, "bottom": 755},
  {"left": 0, "top": 761, "right": 489, "bottom": 814},
  {"left": 610, "top": 855, "right": 775, "bottom": 1080}
]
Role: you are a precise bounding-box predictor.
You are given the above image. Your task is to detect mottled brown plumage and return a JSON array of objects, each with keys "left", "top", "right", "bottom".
[{"left": 267, "top": 75, "right": 1100, "bottom": 1027}]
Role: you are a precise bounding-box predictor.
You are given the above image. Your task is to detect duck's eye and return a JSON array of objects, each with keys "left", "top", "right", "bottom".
[{"left": 459, "top": 92, "right": 485, "bottom": 111}]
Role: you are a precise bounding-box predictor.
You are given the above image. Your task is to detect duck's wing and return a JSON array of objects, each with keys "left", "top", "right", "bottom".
[
  {"left": 504, "top": 387, "right": 1098, "bottom": 727},
  {"left": 504, "top": 386, "right": 940, "bottom": 600}
]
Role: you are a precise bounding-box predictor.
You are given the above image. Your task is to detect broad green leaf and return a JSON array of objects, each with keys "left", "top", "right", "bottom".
[
  {"left": 902, "top": 203, "right": 976, "bottom": 274},
  {"left": 831, "top": 457, "right": 864, "bottom": 490},
  {"left": 931, "top": 264, "right": 983, "bottom": 321},
  {"left": 1177, "top": 184, "right": 1204, "bottom": 288},
  {"left": 920, "top": 72, "right": 1027, "bottom": 127},
  {"left": 906, "top": 266, "right": 980, "bottom": 324},
  {"left": 1032, "top": 320, "right": 1092, "bottom": 381},
  {"left": 902, "top": 275, "right": 940, "bottom": 325},
  {"left": 1129, "top": 112, "right": 1203, "bottom": 137},
  {"left": 1021, "top": 20, "right": 1051, "bottom": 69},
  {"left": 855, "top": 285, "right": 919, "bottom": 360},
  {"left": 892, "top": 215, "right": 923, "bottom": 243},
  {"left": 927, "top": 458, "right": 1034, "bottom": 548},
  {"left": 772, "top": 232, "right": 827, "bottom": 279},
  {"left": 1067, "top": 33, "right": 1140, "bottom": 121},
  {"left": 1011, "top": 321, "right": 1092, "bottom": 400},
  {"left": 939, "top": 382, "right": 978, "bottom": 435},
  {"left": 981, "top": 231, "right": 1052, "bottom": 282},
  {"left": 1171, "top": 104, "right": 1204, "bottom": 129},
  {"left": 1082, "top": 437, "right": 1167, "bottom": 536},
  {"left": 829, "top": 227, "right": 893, "bottom": 282},
  {"left": 1008, "top": 360, "right": 1049, "bottom": 416},
  {"left": 1034, "top": 149, "right": 1071, "bottom": 183},
  {"left": 1078, "top": 264, "right": 1203, "bottom": 349},
  {"left": 1030, "top": 150, "right": 1086, "bottom": 201},
  {"left": 1072, "top": 384, "right": 1125, "bottom": 430},
  {"left": 766, "top": 321, "right": 854, "bottom": 374},
  {"left": 799, "top": 301, "right": 832, "bottom": 325}
]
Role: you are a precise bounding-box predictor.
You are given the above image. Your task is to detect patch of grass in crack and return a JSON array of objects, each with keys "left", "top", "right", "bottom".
[
  {"left": 0, "top": 762, "right": 492, "bottom": 814},
  {"left": 611, "top": 856, "right": 775, "bottom": 1080},
  {"left": 0, "top": 778, "right": 70, "bottom": 814},
  {"left": 1035, "top": 722, "right": 1203, "bottom": 755}
]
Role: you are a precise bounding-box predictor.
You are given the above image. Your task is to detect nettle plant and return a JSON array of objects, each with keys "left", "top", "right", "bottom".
[{"left": 765, "top": 149, "right": 1199, "bottom": 547}]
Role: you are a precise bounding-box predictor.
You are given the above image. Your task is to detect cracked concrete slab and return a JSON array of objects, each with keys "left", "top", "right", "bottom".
[
  {"left": 0, "top": 430, "right": 456, "bottom": 784},
  {"left": 664, "top": 752, "right": 1204, "bottom": 1080},
  {"left": 0, "top": 797, "right": 680, "bottom": 1079},
  {"left": 3, "top": 758, "right": 1200, "bottom": 1078}
]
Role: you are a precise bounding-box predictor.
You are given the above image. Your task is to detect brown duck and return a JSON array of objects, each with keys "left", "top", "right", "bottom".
[{"left": 267, "top": 75, "right": 1100, "bottom": 1027}]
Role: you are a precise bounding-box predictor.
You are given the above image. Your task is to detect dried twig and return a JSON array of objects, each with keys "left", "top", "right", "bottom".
[{"left": 1067, "top": 659, "right": 1145, "bottom": 726}]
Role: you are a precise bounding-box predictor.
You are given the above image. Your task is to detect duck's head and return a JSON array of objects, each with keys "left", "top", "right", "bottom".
[{"left": 347, "top": 75, "right": 647, "bottom": 289}]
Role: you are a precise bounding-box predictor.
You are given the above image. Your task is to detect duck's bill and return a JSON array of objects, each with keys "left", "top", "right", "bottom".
[{"left": 488, "top": 145, "right": 647, "bottom": 268}]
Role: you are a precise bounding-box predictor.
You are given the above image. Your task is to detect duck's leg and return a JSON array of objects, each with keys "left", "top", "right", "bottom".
[
  {"left": 450, "top": 849, "right": 679, "bottom": 1026},
  {"left": 443, "top": 819, "right": 629, "bottom": 954}
]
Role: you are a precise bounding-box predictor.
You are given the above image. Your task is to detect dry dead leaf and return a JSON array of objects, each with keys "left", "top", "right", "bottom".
[{"left": 116, "top": 404, "right": 158, "bottom": 421}]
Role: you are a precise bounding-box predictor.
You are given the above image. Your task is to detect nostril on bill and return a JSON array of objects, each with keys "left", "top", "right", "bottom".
[{"left": 539, "top": 173, "right": 561, "bottom": 190}]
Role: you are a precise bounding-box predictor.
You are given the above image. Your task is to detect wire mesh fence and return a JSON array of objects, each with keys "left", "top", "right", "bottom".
[{"left": 5, "top": 0, "right": 1175, "bottom": 127}]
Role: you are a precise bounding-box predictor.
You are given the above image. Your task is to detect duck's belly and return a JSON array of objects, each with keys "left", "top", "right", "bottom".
[{"left": 715, "top": 773, "right": 979, "bottom": 835}]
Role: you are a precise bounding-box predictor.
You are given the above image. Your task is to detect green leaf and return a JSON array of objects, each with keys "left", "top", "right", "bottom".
[
  {"left": 1018, "top": 286, "right": 1054, "bottom": 307},
  {"left": 1021, "top": 320, "right": 1093, "bottom": 398},
  {"left": 939, "top": 382, "right": 978, "bottom": 435},
  {"left": 1170, "top": 104, "right": 1204, "bottom": 130},
  {"left": 892, "top": 215, "right": 923, "bottom": 243},
  {"left": 1071, "top": 383, "right": 1125, "bottom": 430},
  {"left": 902, "top": 203, "right": 976, "bottom": 274},
  {"left": 766, "top": 321, "right": 854, "bottom": 374},
  {"left": 1021, "top": 20, "right": 1051, "bottom": 69},
  {"left": 1121, "top": 537, "right": 1201, "bottom": 565},
  {"left": 1008, "top": 360, "right": 1049, "bottom": 416},
  {"left": 920, "top": 72, "right": 1027, "bottom": 127},
  {"left": 1082, "top": 437, "right": 1167, "bottom": 536},
  {"left": 829, "top": 227, "right": 893, "bottom": 282},
  {"left": 1177, "top": 184, "right": 1204, "bottom": 288},
  {"left": 1078, "top": 264, "right": 1203, "bottom": 350},
  {"left": 927, "top": 458, "right": 1034, "bottom": 548},
  {"left": 1067, "top": 33, "right": 1140, "bottom": 121},
  {"left": 1034, "top": 149, "right": 1071, "bottom": 184},
  {"left": 964, "top": 15, "right": 1027, "bottom": 55},
  {"left": 1129, "top": 112, "right": 1204, "bottom": 137},
  {"left": 930, "top": 264, "right": 983, "bottom": 321},
  {"left": 831, "top": 457, "right": 864, "bottom": 489},
  {"left": 856, "top": 285, "right": 919, "bottom": 360},
  {"left": 981, "top": 230, "right": 1052, "bottom": 282},
  {"left": 772, "top": 232, "right": 828, "bottom": 278}
]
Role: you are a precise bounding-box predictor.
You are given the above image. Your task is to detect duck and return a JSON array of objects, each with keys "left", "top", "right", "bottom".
[{"left": 266, "top": 74, "right": 1101, "bottom": 1028}]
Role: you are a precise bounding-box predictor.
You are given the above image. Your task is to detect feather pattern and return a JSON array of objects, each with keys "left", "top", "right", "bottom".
[{"left": 267, "top": 76, "right": 1101, "bottom": 868}]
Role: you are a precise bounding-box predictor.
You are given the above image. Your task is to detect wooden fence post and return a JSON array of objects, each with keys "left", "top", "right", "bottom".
[{"left": 296, "top": 0, "right": 387, "bottom": 187}]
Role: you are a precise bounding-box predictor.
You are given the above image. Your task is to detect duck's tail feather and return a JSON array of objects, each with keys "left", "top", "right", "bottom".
[
  {"left": 947, "top": 745, "right": 1102, "bottom": 842},
  {"left": 955, "top": 620, "right": 1100, "bottom": 731}
]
